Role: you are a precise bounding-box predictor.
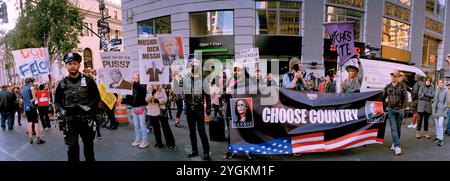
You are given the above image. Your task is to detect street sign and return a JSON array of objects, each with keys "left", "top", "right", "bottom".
[{"left": 111, "top": 38, "right": 122, "bottom": 46}]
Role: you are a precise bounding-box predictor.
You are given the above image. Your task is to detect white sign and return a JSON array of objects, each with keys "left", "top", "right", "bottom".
[
  {"left": 236, "top": 48, "right": 259, "bottom": 76},
  {"left": 138, "top": 37, "right": 169, "bottom": 85},
  {"left": 12, "top": 47, "right": 51, "bottom": 79},
  {"left": 101, "top": 52, "right": 135, "bottom": 94}
]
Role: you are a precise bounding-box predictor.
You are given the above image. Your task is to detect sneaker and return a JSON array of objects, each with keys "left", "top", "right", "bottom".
[
  {"left": 390, "top": 144, "right": 395, "bottom": 151},
  {"left": 433, "top": 138, "right": 439, "bottom": 143},
  {"left": 97, "top": 135, "right": 102, "bottom": 139},
  {"left": 407, "top": 124, "right": 412, "bottom": 128},
  {"left": 438, "top": 140, "right": 444, "bottom": 146},
  {"left": 394, "top": 147, "right": 402, "bottom": 156},
  {"left": 412, "top": 124, "right": 417, "bottom": 128},
  {"left": 29, "top": 139, "right": 33, "bottom": 144},
  {"left": 131, "top": 140, "right": 141, "bottom": 147},
  {"left": 139, "top": 141, "right": 149, "bottom": 148},
  {"left": 36, "top": 139, "right": 46, "bottom": 144},
  {"left": 223, "top": 152, "right": 234, "bottom": 159},
  {"left": 45, "top": 128, "right": 49, "bottom": 131},
  {"left": 175, "top": 123, "right": 184, "bottom": 128}
]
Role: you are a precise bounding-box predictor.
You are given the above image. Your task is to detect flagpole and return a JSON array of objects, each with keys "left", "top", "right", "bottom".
[{"left": 336, "top": 56, "right": 341, "bottom": 94}]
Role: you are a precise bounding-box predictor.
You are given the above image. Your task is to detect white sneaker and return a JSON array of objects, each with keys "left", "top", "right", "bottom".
[
  {"left": 394, "top": 147, "right": 402, "bottom": 156},
  {"left": 412, "top": 124, "right": 417, "bottom": 128},
  {"left": 139, "top": 141, "right": 149, "bottom": 148},
  {"left": 131, "top": 140, "right": 141, "bottom": 147},
  {"left": 407, "top": 124, "right": 412, "bottom": 128},
  {"left": 390, "top": 144, "right": 395, "bottom": 151}
]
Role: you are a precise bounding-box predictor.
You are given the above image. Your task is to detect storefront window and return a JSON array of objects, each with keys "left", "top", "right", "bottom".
[
  {"left": 325, "top": 6, "right": 364, "bottom": 41},
  {"left": 256, "top": 1, "right": 301, "bottom": 35},
  {"left": 190, "top": 11, "right": 234, "bottom": 36},
  {"left": 382, "top": 18, "right": 410, "bottom": 50},
  {"left": 422, "top": 36, "right": 440, "bottom": 68},
  {"left": 426, "top": 0, "right": 446, "bottom": 20},
  {"left": 138, "top": 16, "right": 171, "bottom": 37}
]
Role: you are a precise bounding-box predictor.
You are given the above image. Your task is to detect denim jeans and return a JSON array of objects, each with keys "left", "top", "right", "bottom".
[
  {"left": 435, "top": 117, "right": 444, "bottom": 141},
  {"left": 0, "top": 112, "right": 14, "bottom": 129},
  {"left": 132, "top": 107, "right": 147, "bottom": 142},
  {"left": 447, "top": 109, "right": 450, "bottom": 133},
  {"left": 387, "top": 109, "right": 404, "bottom": 147}
]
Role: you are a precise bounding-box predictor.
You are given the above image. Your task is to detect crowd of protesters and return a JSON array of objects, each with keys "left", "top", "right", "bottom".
[{"left": 2, "top": 54, "right": 450, "bottom": 160}]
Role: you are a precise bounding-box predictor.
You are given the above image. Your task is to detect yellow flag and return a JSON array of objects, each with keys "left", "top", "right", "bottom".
[{"left": 98, "top": 83, "right": 117, "bottom": 110}]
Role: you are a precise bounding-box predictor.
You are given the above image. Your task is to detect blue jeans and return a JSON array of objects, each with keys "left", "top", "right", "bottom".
[
  {"left": 0, "top": 112, "right": 14, "bottom": 129},
  {"left": 447, "top": 109, "right": 450, "bottom": 133},
  {"left": 132, "top": 107, "right": 147, "bottom": 142},
  {"left": 387, "top": 109, "right": 404, "bottom": 147}
]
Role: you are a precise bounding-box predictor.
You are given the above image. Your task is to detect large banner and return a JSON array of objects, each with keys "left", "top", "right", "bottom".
[
  {"left": 323, "top": 22, "right": 355, "bottom": 66},
  {"left": 229, "top": 87, "right": 386, "bottom": 155},
  {"left": 12, "top": 47, "right": 51, "bottom": 79},
  {"left": 101, "top": 52, "right": 134, "bottom": 94},
  {"left": 137, "top": 37, "right": 169, "bottom": 85}
]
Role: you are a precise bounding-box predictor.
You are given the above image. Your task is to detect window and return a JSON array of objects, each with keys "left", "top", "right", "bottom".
[
  {"left": 422, "top": 36, "right": 440, "bottom": 68},
  {"left": 256, "top": 1, "right": 301, "bottom": 35},
  {"left": 89, "top": 23, "right": 93, "bottom": 37},
  {"left": 114, "top": 11, "right": 118, "bottom": 19},
  {"left": 138, "top": 16, "right": 171, "bottom": 37},
  {"left": 104, "top": 8, "right": 109, "bottom": 17},
  {"left": 426, "top": 0, "right": 446, "bottom": 20},
  {"left": 82, "top": 22, "right": 91, "bottom": 37},
  {"left": 83, "top": 48, "right": 93, "bottom": 69},
  {"left": 325, "top": 6, "right": 364, "bottom": 41},
  {"left": 328, "top": 0, "right": 365, "bottom": 8},
  {"left": 190, "top": 11, "right": 234, "bottom": 36},
  {"left": 115, "top": 30, "right": 120, "bottom": 39},
  {"left": 382, "top": 18, "right": 410, "bottom": 50}
]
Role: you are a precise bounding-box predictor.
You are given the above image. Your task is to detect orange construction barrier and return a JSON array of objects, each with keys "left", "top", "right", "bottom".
[{"left": 115, "top": 103, "right": 129, "bottom": 125}]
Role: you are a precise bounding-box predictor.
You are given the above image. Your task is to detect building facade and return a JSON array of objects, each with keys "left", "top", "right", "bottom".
[
  {"left": 121, "top": 0, "right": 450, "bottom": 80},
  {"left": 75, "top": 0, "right": 123, "bottom": 70}
]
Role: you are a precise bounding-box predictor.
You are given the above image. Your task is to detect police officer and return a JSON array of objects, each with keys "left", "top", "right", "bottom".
[
  {"left": 54, "top": 53, "right": 101, "bottom": 161},
  {"left": 182, "top": 59, "right": 212, "bottom": 161}
]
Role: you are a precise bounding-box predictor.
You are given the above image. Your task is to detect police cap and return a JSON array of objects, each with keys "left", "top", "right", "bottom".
[{"left": 63, "top": 53, "right": 82, "bottom": 64}]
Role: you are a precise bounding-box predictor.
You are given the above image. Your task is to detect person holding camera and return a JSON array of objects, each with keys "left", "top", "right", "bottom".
[
  {"left": 182, "top": 59, "right": 212, "bottom": 161},
  {"left": 54, "top": 53, "right": 100, "bottom": 161},
  {"left": 282, "top": 57, "right": 309, "bottom": 91}
]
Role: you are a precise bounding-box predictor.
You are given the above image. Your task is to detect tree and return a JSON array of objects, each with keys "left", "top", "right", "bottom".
[{"left": 1, "top": 0, "right": 84, "bottom": 64}]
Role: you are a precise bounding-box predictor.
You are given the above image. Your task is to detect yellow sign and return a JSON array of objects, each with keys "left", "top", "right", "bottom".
[{"left": 98, "top": 83, "right": 117, "bottom": 110}]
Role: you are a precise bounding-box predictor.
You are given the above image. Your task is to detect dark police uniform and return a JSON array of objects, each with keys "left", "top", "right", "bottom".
[{"left": 54, "top": 53, "right": 101, "bottom": 161}]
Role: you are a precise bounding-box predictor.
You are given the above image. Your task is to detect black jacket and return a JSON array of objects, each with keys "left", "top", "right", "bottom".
[
  {"left": 123, "top": 83, "right": 147, "bottom": 107},
  {"left": 0, "top": 90, "right": 16, "bottom": 112},
  {"left": 182, "top": 74, "right": 211, "bottom": 115}
]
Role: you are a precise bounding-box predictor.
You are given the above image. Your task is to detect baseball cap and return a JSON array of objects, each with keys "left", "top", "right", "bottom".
[{"left": 390, "top": 70, "right": 400, "bottom": 77}]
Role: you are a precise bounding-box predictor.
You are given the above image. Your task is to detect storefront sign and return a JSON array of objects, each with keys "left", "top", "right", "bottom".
[{"left": 189, "top": 36, "right": 234, "bottom": 55}]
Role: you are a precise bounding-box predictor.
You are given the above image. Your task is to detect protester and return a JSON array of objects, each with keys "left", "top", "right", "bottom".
[
  {"left": 146, "top": 84, "right": 176, "bottom": 149},
  {"left": 318, "top": 76, "right": 330, "bottom": 93},
  {"left": 0, "top": 85, "right": 16, "bottom": 131},
  {"left": 325, "top": 75, "right": 336, "bottom": 93},
  {"left": 282, "top": 57, "right": 309, "bottom": 91},
  {"left": 13, "top": 86, "right": 23, "bottom": 126},
  {"left": 183, "top": 58, "right": 212, "bottom": 161},
  {"left": 432, "top": 79, "right": 448, "bottom": 146},
  {"left": 382, "top": 70, "right": 407, "bottom": 156},
  {"left": 171, "top": 71, "right": 184, "bottom": 128},
  {"left": 211, "top": 79, "right": 222, "bottom": 118},
  {"left": 342, "top": 55, "right": 363, "bottom": 93},
  {"left": 123, "top": 73, "right": 149, "bottom": 148},
  {"left": 35, "top": 83, "right": 51, "bottom": 131},
  {"left": 409, "top": 75, "right": 424, "bottom": 128},
  {"left": 417, "top": 77, "right": 434, "bottom": 139},
  {"left": 22, "top": 78, "right": 45, "bottom": 144},
  {"left": 447, "top": 82, "right": 450, "bottom": 136}
]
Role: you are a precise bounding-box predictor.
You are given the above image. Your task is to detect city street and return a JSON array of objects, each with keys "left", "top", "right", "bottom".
[{"left": 1, "top": 111, "right": 449, "bottom": 161}]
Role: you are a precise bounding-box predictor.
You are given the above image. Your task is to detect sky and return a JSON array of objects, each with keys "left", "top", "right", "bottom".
[{"left": 0, "top": 0, "right": 121, "bottom": 33}]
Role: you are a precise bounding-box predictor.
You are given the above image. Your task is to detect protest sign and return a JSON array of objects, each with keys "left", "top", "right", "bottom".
[
  {"left": 235, "top": 48, "right": 260, "bottom": 77},
  {"left": 12, "top": 48, "right": 51, "bottom": 79},
  {"left": 101, "top": 52, "right": 134, "bottom": 94},
  {"left": 229, "top": 87, "right": 386, "bottom": 155},
  {"left": 324, "top": 22, "right": 355, "bottom": 66},
  {"left": 138, "top": 37, "right": 169, "bottom": 85},
  {"left": 98, "top": 82, "right": 117, "bottom": 110}
]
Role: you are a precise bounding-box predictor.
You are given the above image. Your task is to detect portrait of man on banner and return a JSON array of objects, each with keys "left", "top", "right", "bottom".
[
  {"left": 231, "top": 98, "right": 255, "bottom": 128},
  {"left": 365, "top": 101, "right": 386, "bottom": 123},
  {"left": 159, "top": 36, "right": 184, "bottom": 66}
]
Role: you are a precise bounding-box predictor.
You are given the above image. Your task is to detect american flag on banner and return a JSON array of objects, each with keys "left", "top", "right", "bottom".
[
  {"left": 291, "top": 129, "right": 382, "bottom": 154},
  {"left": 229, "top": 138, "right": 293, "bottom": 155}
]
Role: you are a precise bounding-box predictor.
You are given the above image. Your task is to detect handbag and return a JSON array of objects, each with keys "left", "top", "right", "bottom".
[{"left": 134, "top": 107, "right": 145, "bottom": 115}]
